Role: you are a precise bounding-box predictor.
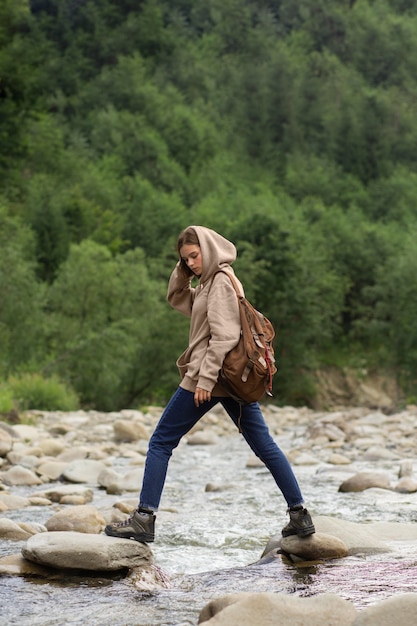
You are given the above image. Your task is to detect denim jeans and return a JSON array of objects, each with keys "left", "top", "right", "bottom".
[{"left": 139, "top": 387, "right": 304, "bottom": 511}]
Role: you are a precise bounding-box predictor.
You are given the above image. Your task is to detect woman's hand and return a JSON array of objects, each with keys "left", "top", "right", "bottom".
[{"left": 194, "top": 387, "right": 212, "bottom": 407}]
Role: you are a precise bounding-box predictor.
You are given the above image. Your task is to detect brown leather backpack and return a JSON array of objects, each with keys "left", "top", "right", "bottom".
[{"left": 217, "top": 271, "right": 277, "bottom": 406}]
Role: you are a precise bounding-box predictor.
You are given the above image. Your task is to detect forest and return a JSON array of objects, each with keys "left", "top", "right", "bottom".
[{"left": 1, "top": 0, "right": 417, "bottom": 412}]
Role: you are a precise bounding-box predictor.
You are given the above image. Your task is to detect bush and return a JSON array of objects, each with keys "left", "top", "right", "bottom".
[
  {"left": 0, "top": 386, "right": 13, "bottom": 414},
  {"left": 7, "top": 374, "right": 79, "bottom": 411}
]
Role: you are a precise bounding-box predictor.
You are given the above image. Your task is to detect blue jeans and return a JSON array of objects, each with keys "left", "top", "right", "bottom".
[{"left": 139, "top": 387, "right": 304, "bottom": 511}]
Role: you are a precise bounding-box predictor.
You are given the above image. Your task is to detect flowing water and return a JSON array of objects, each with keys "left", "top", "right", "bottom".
[{"left": 1, "top": 432, "right": 417, "bottom": 625}]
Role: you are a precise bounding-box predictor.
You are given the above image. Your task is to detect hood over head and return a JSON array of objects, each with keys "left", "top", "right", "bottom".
[{"left": 189, "top": 226, "right": 236, "bottom": 281}]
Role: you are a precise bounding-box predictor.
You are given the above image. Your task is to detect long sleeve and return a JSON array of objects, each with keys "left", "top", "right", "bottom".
[
  {"left": 167, "top": 262, "right": 195, "bottom": 317},
  {"left": 196, "top": 273, "right": 241, "bottom": 392}
]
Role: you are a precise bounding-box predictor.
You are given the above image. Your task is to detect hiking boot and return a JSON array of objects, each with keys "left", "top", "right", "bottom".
[
  {"left": 281, "top": 505, "right": 315, "bottom": 538},
  {"left": 105, "top": 509, "right": 155, "bottom": 543}
]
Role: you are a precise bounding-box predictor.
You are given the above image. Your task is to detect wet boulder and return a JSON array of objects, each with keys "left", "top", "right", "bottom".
[
  {"left": 338, "top": 471, "right": 391, "bottom": 492},
  {"left": 354, "top": 593, "right": 417, "bottom": 625},
  {"left": 280, "top": 533, "right": 348, "bottom": 562},
  {"left": 198, "top": 592, "right": 357, "bottom": 625},
  {"left": 44, "top": 504, "right": 106, "bottom": 533},
  {"left": 22, "top": 531, "right": 153, "bottom": 571}
]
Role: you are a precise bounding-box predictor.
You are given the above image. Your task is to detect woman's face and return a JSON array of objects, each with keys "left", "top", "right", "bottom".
[{"left": 180, "top": 244, "right": 202, "bottom": 277}]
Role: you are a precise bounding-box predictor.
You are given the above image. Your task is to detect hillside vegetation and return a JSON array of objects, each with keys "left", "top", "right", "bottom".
[{"left": 1, "top": 0, "right": 417, "bottom": 410}]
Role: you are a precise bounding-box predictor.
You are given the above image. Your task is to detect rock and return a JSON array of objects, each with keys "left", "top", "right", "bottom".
[
  {"left": 198, "top": 592, "right": 357, "bottom": 625},
  {"left": 11, "top": 424, "right": 41, "bottom": 441},
  {"left": 1, "top": 465, "right": 43, "bottom": 486},
  {"left": 398, "top": 460, "right": 414, "bottom": 478},
  {"left": 0, "top": 553, "right": 56, "bottom": 577},
  {"left": 60, "top": 459, "right": 108, "bottom": 484},
  {"left": 339, "top": 471, "right": 391, "bottom": 492},
  {"left": 37, "top": 438, "right": 66, "bottom": 456},
  {"left": 36, "top": 460, "right": 69, "bottom": 481},
  {"left": 246, "top": 456, "right": 265, "bottom": 468},
  {"left": 313, "top": 516, "right": 391, "bottom": 555},
  {"left": 60, "top": 495, "right": 92, "bottom": 505},
  {"left": 128, "top": 564, "right": 171, "bottom": 591},
  {"left": 7, "top": 452, "right": 40, "bottom": 469},
  {"left": 327, "top": 453, "right": 352, "bottom": 465},
  {"left": 22, "top": 531, "right": 153, "bottom": 571},
  {"left": 120, "top": 468, "right": 144, "bottom": 492},
  {"left": 113, "top": 419, "right": 149, "bottom": 443},
  {"left": 262, "top": 516, "right": 392, "bottom": 559},
  {"left": 44, "top": 504, "right": 106, "bottom": 533},
  {"left": 362, "top": 446, "right": 400, "bottom": 461},
  {"left": 186, "top": 432, "right": 218, "bottom": 445},
  {"left": 289, "top": 451, "right": 321, "bottom": 465},
  {"left": 0, "top": 518, "right": 36, "bottom": 541},
  {"left": 0, "top": 493, "right": 31, "bottom": 509},
  {"left": 394, "top": 476, "right": 417, "bottom": 493},
  {"left": 28, "top": 496, "right": 53, "bottom": 506},
  {"left": 0, "top": 428, "right": 13, "bottom": 457},
  {"left": 32, "top": 485, "right": 94, "bottom": 503},
  {"left": 355, "top": 593, "right": 417, "bottom": 625},
  {"left": 280, "top": 532, "right": 349, "bottom": 562},
  {"left": 205, "top": 483, "right": 235, "bottom": 492},
  {"left": 98, "top": 467, "right": 123, "bottom": 490},
  {"left": 57, "top": 447, "right": 89, "bottom": 462}
]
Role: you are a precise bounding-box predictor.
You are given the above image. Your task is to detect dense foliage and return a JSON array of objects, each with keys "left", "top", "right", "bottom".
[{"left": 1, "top": 0, "right": 417, "bottom": 410}]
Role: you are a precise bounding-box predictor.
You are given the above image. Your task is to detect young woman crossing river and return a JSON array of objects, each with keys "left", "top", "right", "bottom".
[{"left": 105, "top": 226, "right": 315, "bottom": 543}]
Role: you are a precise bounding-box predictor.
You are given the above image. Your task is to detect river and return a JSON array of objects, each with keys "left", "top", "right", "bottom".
[{"left": 1, "top": 419, "right": 417, "bottom": 625}]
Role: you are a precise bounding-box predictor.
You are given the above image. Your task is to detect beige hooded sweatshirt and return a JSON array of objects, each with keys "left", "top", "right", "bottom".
[{"left": 167, "top": 226, "right": 244, "bottom": 396}]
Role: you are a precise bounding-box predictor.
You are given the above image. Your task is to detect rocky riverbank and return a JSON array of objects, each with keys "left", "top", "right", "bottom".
[{"left": 1, "top": 403, "right": 417, "bottom": 624}]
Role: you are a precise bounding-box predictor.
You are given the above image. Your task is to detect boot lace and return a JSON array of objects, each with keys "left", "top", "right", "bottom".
[{"left": 113, "top": 512, "right": 136, "bottom": 528}]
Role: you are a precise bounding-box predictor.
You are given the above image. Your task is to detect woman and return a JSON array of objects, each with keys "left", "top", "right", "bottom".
[{"left": 105, "top": 226, "right": 315, "bottom": 543}]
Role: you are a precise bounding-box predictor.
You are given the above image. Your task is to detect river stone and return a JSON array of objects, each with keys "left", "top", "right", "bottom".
[
  {"left": 327, "top": 453, "right": 352, "bottom": 465},
  {"left": 121, "top": 468, "right": 144, "bottom": 491},
  {"left": 355, "top": 592, "right": 417, "bottom": 625},
  {"left": 314, "top": 516, "right": 391, "bottom": 555},
  {"left": 57, "top": 446, "right": 89, "bottom": 462},
  {"left": 60, "top": 459, "right": 108, "bottom": 484},
  {"left": 0, "top": 518, "right": 34, "bottom": 541},
  {"left": 22, "top": 531, "right": 153, "bottom": 571},
  {"left": 280, "top": 532, "right": 349, "bottom": 561},
  {"left": 398, "top": 459, "right": 414, "bottom": 478},
  {"left": 0, "top": 493, "right": 31, "bottom": 509},
  {"left": 45, "top": 504, "right": 106, "bottom": 533},
  {"left": 128, "top": 564, "right": 171, "bottom": 591},
  {"left": 11, "top": 424, "right": 41, "bottom": 441},
  {"left": 186, "top": 432, "right": 218, "bottom": 445},
  {"left": 98, "top": 467, "right": 123, "bottom": 489},
  {"left": 338, "top": 471, "right": 391, "bottom": 492},
  {"left": 261, "top": 516, "right": 391, "bottom": 559},
  {"left": 36, "top": 460, "right": 69, "bottom": 481},
  {"left": 0, "top": 554, "right": 57, "bottom": 577},
  {"left": 113, "top": 419, "right": 149, "bottom": 443},
  {"left": 2, "top": 465, "right": 43, "bottom": 486},
  {"left": 32, "top": 484, "right": 94, "bottom": 503},
  {"left": 0, "top": 429, "right": 13, "bottom": 456},
  {"left": 37, "top": 438, "right": 66, "bottom": 456},
  {"left": 198, "top": 591, "right": 357, "bottom": 626},
  {"left": 362, "top": 446, "right": 400, "bottom": 461},
  {"left": 394, "top": 476, "right": 417, "bottom": 493},
  {"left": 29, "top": 496, "right": 53, "bottom": 506},
  {"left": 60, "top": 495, "right": 92, "bottom": 505}
]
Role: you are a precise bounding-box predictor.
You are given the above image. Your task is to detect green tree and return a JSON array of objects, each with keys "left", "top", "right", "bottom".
[
  {"left": 0, "top": 206, "right": 45, "bottom": 375},
  {"left": 44, "top": 239, "right": 178, "bottom": 408}
]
